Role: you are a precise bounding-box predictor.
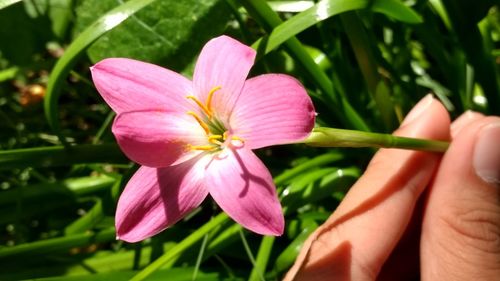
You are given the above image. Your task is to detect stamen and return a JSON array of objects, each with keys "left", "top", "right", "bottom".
[
  {"left": 186, "top": 95, "right": 212, "bottom": 118},
  {"left": 231, "top": 136, "right": 244, "bottom": 142},
  {"left": 208, "top": 135, "right": 223, "bottom": 145},
  {"left": 188, "top": 145, "right": 217, "bottom": 151},
  {"left": 206, "top": 86, "right": 221, "bottom": 113},
  {"left": 221, "top": 132, "right": 245, "bottom": 146},
  {"left": 187, "top": 111, "right": 210, "bottom": 135}
]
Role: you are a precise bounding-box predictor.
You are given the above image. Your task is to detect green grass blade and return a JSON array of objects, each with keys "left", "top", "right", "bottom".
[
  {"left": 44, "top": 0, "right": 158, "bottom": 144},
  {"left": 0, "top": 228, "right": 115, "bottom": 259},
  {"left": 0, "top": 66, "right": 19, "bottom": 82},
  {"left": 274, "top": 152, "right": 344, "bottom": 186},
  {"left": 248, "top": 236, "right": 274, "bottom": 281},
  {"left": 251, "top": 0, "right": 422, "bottom": 57},
  {"left": 0, "top": 0, "right": 21, "bottom": 10},
  {"left": 33, "top": 268, "right": 221, "bottom": 281},
  {"left": 204, "top": 223, "right": 242, "bottom": 259},
  {"left": 64, "top": 198, "right": 104, "bottom": 235},
  {"left": 340, "top": 12, "right": 397, "bottom": 131},
  {"left": 441, "top": 0, "right": 500, "bottom": 113},
  {"left": 243, "top": 0, "right": 370, "bottom": 131},
  {"left": 131, "top": 213, "right": 229, "bottom": 281},
  {"left": 372, "top": 0, "right": 423, "bottom": 23},
  {"left": 274, "top": 221, "right": 318, "bottom": 273},
  {"left": 0, "top": 176, "right": 116, "bottom": 205},
  {"left": 238, "top": 228, "right": 262, "bottom": 281},
  {"left": 0, "top": 144, "right": 128, "bottom": 169}
]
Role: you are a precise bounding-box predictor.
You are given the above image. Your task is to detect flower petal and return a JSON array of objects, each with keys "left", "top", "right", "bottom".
[
  {"left": 112, "top": 110, "right": 207, "bottom": 167},
  {"left": 204, "top": 147, "right": 284, "bottom": 236},
  {"left": 193, "top": 36, "right": 256, "bottom": 119},
  {"left": 91, "top": 58, "right": 192, "bottom": 114},
  {"left": 230, "top": 74, "right": 315, "bottom": 149},
  {"left": 115, "top": 159, "right": 208, "bottom": 243}
]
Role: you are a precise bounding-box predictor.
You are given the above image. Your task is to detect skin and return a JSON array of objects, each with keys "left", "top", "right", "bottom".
[{"left": 285, "top": 96, "right": 500, "bottom": 281}]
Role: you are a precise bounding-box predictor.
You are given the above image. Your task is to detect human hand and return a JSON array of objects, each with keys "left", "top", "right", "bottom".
[{"left": 284, "top": 95, "right": 500, "bottom": 281}]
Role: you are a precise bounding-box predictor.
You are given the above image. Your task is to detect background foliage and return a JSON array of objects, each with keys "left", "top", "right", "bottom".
[{"left": 0, "top": 0, "right": 499, "bottom": 280}]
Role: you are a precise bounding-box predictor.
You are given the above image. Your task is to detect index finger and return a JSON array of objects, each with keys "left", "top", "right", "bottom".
[{"left": 285, "top": 95, "right": 450, "bottom": 281}]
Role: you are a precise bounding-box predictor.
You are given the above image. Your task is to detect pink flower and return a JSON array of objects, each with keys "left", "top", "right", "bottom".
[{"left": 90, "top": 36, "right": 315, "bottom": 243}]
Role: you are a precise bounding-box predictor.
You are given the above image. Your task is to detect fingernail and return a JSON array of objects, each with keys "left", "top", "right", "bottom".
[
  {"left": 473, "top": 122, "right": 500, "bottom": 186},
  {"left": 451, "top": 111, "right": 483, "bottom": 138},
  {"left": 401, "top": 94, "right": 434, "bottom": 127}
]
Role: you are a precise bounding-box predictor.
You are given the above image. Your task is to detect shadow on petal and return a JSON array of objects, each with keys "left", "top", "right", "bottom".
[{"left": 116, "top": 155, "right": 208, "bottom": 242}]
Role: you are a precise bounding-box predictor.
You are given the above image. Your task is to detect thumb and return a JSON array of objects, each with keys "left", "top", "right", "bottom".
[
  {"left": 285, "top": 95, "right": 450, "bottom": 280},
  {"left": 421, "top": 116, "right": 500, "bottom": 280}
]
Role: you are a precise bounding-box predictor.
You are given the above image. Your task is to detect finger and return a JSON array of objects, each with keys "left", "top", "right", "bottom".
[
  {"left": 421, "top": 116, "right": 500, "bottom": 280},
  {"left": 377, "top": 110, "right": 484, "bottom": 280},
  {"left": 285, "top": 95, "right": 450, "bottom": 281},
  {"left": 450, "top": 110, "right": 484, "bottom": 138}
]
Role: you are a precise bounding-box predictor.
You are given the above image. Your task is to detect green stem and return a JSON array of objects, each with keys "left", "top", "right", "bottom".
[
  {"left": 304, "top": 127, "right": 449, "bottom": 152},
  {"left": 130, "top": 213, "right": 228, "bottom": 281}
]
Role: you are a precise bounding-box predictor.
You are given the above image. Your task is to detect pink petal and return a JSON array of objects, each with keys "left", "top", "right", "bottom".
[
  {"left": 230, "top": 74, "right": 315, "bottom": 149},
  {"left": 204, "top": 147, "right": 284, "bottom": 236},
  {"left": 112, "top": 110, "right": 207, "bottom": 167},
  {"left": 115, "top": 159, "right": 208, "bottom": 243},
  {"left": 193, "top": 36, "right": 256, "bottom": 120},
  {"left": 91, "top": 58, "right": 192, "bottom": 114}
]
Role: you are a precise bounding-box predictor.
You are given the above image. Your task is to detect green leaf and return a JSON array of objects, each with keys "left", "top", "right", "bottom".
[
  {"left": 0, "top": 0, "right": 21, "bottom": 10},
  {"left": 35, "top": 268, "right": 223, "bottom": 281},
  {"left": 22, "top": 0, "right": 73, "bottom": 38},
  {"left": 0, "top": 175, "right": 116, "bottom": 205},
  {"left": 44, "top": 0, "right": 158, "bottom": 144},
  {"left": 248, "top": 236, "right": 274, "bottom": 281},
  {"left": 48, "top": 0, "right": 73, "bottom": 38},
  {"left": 274, "top": 152, "right": 344, "bottom": 186},
  {"left": 0, "top": 144, "right": 128, "bottom": 169},
  {"left": 441, "top": 0, "right": 500, "bottom": 112},
  {"left": 0, "top": 66, "right": 19, "bottom": 82},
  {"left": 131, "top": 213, "right": 229, "bottom": 281},
  {"left": 372, "top": 0, "right": 423, "bottom": 24},
  {"left": 275, "top": 220, "right": 318, "bottom": 273},
  {"left": 74, "top": 0, "right": 231, "bottom": 72},
  {"left": 0, "top": 228, "right": 116, "bottom": 259},
  {"left": 252, "top": 0, "right": 422, "bottom": 57},
  {"left": 243, "top": 0, "right": 371, "bottom": 131},
  {"left": 0, "top": 2, "right": 53, "bottom": 65},
  {"left": 64, "top": 198, "right": 104, "bottom": 235}
]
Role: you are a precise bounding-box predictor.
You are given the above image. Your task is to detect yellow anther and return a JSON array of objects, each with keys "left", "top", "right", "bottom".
[
  {"left": 206, "top": 86, "right": 221, "bottom": 113},
  {"left": 186, "top": 111, "right": 210, "bottom": 135},
  {"left": 186, "top": 95, "right": 212, "bottom": 118},
  {"left": 187, "top": 145, "right": 217, "bottom": 151},
  {"left": 221, "top": 132, "right": 245, "bottom": 143},
  {"left": 231, "top": 136, "right": 244, "bottom": 142},
  {"left": 208, "top": 135, "right": 223, "bottom": 145}
]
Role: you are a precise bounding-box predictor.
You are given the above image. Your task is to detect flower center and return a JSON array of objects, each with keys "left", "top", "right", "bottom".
[{"left": 185, "top": 86, "right": 244, "bottom": 152}]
